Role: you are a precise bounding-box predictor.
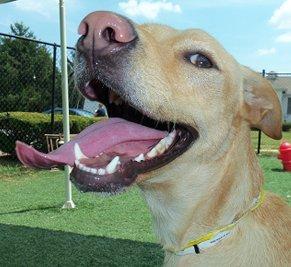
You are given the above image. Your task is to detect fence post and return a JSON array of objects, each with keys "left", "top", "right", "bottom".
[
  {"left": 257, "top": 69, "right": 266, "bottom": 154},
  {"left": 50, "top": 44, "right": 57, "bottom": 132}
]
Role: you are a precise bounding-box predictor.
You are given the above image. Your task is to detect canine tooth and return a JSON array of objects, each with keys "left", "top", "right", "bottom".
[
  {"left": 134, "top": 153, "right": 145, "bottom": 162},
  {"left": 74, "top": 143, "right": 88, "bottom": 160},
  {"left": 98, "top": 168, "right": 106, "bottom": 175},
  {"left": 75, "top": 159, "right": 80, "bottom": 167},
  {"left": 106, "top": 156, "right": 120, "bottom": 174}
]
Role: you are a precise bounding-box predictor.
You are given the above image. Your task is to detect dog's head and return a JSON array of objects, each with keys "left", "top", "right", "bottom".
[{"left": 71, "top": 11, "right": 282, "bottom": 193}]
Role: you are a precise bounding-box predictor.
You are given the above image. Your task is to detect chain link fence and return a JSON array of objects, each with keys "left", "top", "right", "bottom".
[
  {"left": 0, "top": 32, "right": 84, "bottom": 113},
  {"left": 0, "top": 32, "right": 87, "bottom": 154}
]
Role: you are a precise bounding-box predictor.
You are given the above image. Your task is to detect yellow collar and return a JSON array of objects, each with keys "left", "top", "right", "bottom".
[{"left": 175, "top": 190, "right": 265, "bottom": 256}]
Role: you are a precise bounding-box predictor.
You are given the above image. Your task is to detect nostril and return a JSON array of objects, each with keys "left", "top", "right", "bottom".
[
  {"left": 102, "top": 27, "right": 118, "bottom": 43},
  {"left": 77, "top": 12, "right": 138, "bottom": 53}
]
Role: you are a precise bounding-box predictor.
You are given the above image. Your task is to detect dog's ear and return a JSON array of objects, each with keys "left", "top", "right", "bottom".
[{"left": 241, "top": 67, "right": 282, "bottom": 140}]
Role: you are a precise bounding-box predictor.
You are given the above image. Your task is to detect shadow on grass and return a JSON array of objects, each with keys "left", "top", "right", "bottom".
[
  {"left": 0, "top": 224, "right": 164, "bottom": 266},
  {"left": 0, "top": 155, "right": 20, "bottom": 167},
  {"left": 0, "top": 155, "right": 61, "bottom": 177},
  {"left": 0, "top": 205, "right": 60, "bottom": 216},
  {"left": 271, "top": 168, "right": 285, "bottom": 173}
]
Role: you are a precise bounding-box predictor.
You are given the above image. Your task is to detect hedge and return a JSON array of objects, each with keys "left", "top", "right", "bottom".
[
  {"left": 0, "top": 112, "right": 103, "bottom": 155},
  {"left": 282, "top": 123, "right": 291, "bottom": 132}
]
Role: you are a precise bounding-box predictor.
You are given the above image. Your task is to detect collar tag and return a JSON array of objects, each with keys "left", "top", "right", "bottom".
[{"left": 176, "top": 230, "right": 232, "bottom": 256}]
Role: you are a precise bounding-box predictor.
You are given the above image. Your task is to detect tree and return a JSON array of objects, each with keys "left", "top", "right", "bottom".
[
  {"left": 0, "top": 22, "right": 62, "bottom": 112},
  {"left": 0, "top": 22, "right": 84, "bottom": 115},
  {"left": 10, "top": 22, "right": 34, "bottom": 38}
]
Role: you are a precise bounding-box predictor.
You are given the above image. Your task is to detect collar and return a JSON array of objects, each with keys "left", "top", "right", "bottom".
[{"left": 173, "top": 190, "right": 265, "bottom": 256}]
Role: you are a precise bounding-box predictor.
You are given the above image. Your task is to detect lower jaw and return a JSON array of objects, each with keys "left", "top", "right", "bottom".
[
  {"left": 70, "top": 171, "right": 130, "bottom": 195},
  {"left": 70, "top": 125, "right": 198, "bottom": 194}
]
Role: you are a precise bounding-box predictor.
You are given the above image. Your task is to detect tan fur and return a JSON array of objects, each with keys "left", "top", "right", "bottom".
[{"left": 120, "top": 23, "right": 291, "bottom": 266}]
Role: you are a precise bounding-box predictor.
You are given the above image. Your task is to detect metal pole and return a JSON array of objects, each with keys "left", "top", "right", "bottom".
[
  {"left": 59, "top": 0, "right": 75, "bottom": 209},
  {"left": 0, "top": 32, "right": 75, "bottom": 49},
  {"left": 257, "top": 129, "right": 262, "bottom": 154},
  {"left": 50, "top": 44, "right": 57, "bottom": 132},
  {"left": 257, "top": 69, "right": 266, "bottom": 155},
  {"left": 0, "top": 0, "right": 17, "bottom": 3}
]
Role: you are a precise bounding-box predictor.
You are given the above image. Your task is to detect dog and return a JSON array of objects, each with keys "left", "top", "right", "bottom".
[{"left": 16, "top": 11, "right": 291, "bottom": 266}]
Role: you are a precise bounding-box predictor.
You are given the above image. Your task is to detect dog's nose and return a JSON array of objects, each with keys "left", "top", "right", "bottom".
[{"left": 77, "top": 11, "right": 137, "bottom": 55}]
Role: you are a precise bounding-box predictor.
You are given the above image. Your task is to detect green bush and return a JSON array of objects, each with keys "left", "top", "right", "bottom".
[
  {"left": 282, "top": 122, "right": 291, "bottom": 132},
  {"left": 0, "top": 112, "right": 103, "bottom": 155}
]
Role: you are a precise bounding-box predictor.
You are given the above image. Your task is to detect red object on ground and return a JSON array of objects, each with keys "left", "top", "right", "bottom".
[{"left": 278, "top": 142, "right": 291, "bottom": 171}]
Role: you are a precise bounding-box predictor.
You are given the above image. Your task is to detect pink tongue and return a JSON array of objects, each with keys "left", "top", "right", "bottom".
[{"left": 16, "top": 118, "right": 167, "bottom": 169}]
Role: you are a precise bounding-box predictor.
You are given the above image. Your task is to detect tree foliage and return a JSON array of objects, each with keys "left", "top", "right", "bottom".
[{"left": 0, "top": 22, "right": 82, "bottom": 113}]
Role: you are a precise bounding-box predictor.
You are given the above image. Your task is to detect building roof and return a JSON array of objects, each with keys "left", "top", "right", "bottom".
[{"left": 266, "top": 73, "right": 291, "bottom": 93}]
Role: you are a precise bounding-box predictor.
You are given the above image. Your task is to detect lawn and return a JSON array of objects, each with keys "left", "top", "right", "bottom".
[
  {"left": 251, "top": 130, "right": 291, "bottom": 151},
  {"left": 0, "top": 153, "right": 290, "bottom": 266}
]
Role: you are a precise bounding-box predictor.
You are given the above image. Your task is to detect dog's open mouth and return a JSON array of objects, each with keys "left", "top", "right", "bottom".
[{"left": 15, "top": 78, "right": 198, "bottom": 193}]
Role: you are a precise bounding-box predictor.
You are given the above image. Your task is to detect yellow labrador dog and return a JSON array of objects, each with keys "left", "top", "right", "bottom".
[{"left": 16, "top": 11, "right": 291, "bottom": 266}]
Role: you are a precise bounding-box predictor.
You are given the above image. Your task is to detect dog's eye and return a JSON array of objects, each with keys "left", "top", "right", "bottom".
[{"left": 189, "top": 53, "right": 213, "bottom": 68}]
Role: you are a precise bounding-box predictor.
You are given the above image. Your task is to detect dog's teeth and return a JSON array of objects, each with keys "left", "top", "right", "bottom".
[
  {"left": 155, "top": 140, "right": 166, "bottom": 154},
  {"left": 78, "top": 162, "right": 88, "bottom": 172},
  {"left": 147, "top": 130, "right": 176, "bottom": 159},
  {"left": 86, "top": 167, "right": 97, "bottom": 174},
  {"left": 75, "top": 159, "right": 97, "bottom": 174},
  {"left": 147, "top": 141, "right": 166, "bottom": 158},
  {"left": 98, "top": 168, "right": 106, "bottom": 175},
  {"left": 147, "top": 147, "right": 158, "bottom": 158},
  {"left": 134, "top": 153, "right": 145, "bottom": 162},
  {"left": 91, "top": 168, "right": 98, "bottom": 174},
  {"left": 74, "top": 143, "right": 88, "bottom": 160},
  {"left": 164, "top": 130, "right": 176, "bottom": 147},
  {"left": 75, "top": 159, "right": 80, "bottom": 167},
  {"left": 106, "top": 156, "right": 120, "bottom": 174}
]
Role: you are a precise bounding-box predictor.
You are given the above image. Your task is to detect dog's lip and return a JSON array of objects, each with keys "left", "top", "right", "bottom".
[
  {"left": 78, "top": 79, "right": 102, "bottom": 101},
  {"left": 83, "top": 81, "right": 99, "bottom": 100}
]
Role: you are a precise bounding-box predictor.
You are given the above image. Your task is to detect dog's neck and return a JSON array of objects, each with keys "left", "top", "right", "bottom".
[{"left": 139, "top": 122, "right": 263, "bottom": 252}]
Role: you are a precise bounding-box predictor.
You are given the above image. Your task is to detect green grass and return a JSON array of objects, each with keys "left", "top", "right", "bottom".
[
  {"left": 0, "top": 155, "right": 290, "bottom": 266},
  {"left": 251, "top": 130, "right": 291, "bottom": 151},
  {"left": 0, "top": 157, "right": 162, "bottom": 266},
  {"left": 258, "top": 155, "right": 291, "bottom": 200}
]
